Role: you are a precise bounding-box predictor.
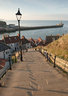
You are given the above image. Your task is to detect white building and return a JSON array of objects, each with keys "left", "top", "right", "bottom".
[
  {"left": 3, "top": 35, "right": 20, "bottom": 52},
  {"left": 0, "top": 43, "right": 11, "bottom": 59},
  {"left": 1, "top": 35, "right": 31, "bottom": 53}
]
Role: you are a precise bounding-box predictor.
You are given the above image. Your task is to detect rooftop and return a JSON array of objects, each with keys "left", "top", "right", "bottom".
[
  {"left": 21, "top": 36, "right": 30, "bottom": 44},
  {"left": 4, "top": 36, "right": 20, "bottom": 44},
  {"left": 0, "top": 42, "right": 11, "bottom": 52}
]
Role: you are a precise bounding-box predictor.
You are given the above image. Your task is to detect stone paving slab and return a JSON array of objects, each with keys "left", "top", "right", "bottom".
[{"left": 0, "top": 49, "right": 68, "bottom": 96}]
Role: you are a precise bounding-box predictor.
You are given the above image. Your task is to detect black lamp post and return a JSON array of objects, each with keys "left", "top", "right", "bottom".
[
  {"left": 16, "top": 8, "right": 23, "bottom": 61},
  {"left": 9, "top": 54, "right": 12, "bottom": 70}
]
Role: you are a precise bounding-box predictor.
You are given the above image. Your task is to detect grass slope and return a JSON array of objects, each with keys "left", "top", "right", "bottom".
[{"left": 44, "top": 34, "right": 68, "bottom": 60}]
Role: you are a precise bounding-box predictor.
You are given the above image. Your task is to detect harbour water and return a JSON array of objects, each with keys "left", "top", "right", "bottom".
[{"left": 0, "top": 20, "right": 68, "bottom": 40}]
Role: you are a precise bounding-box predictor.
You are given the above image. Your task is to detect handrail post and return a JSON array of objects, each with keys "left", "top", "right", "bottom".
[
  {"left": 9, "top": 55, "right": 12, "bottom": 70},
  {"left": 54, "top": 55, "right": 56, "bottom": 68},
  {"left": 15, "top": 55, "right": 17, "bottom": 63},
  {"left": 47, "top": 52, "right": 48, "bottom": 61}
]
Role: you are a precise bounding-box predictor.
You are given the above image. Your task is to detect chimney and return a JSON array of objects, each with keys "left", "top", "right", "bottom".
[
  {"left": 17, "top": 33, "right": 19, "bottom": 37},
  {"left": 38, "top": 37, "right": 42, "bottom": 42},
  {"left": 22, "top": 36, "right": 25, "bottom": 39},
  {"left": 2, "top": 35, "right": 5, "bottom": 40}
]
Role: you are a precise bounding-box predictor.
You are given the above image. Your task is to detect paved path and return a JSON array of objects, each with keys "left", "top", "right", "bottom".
[{"left": 0, "top": 49, "right": 68, "bottom": 96}]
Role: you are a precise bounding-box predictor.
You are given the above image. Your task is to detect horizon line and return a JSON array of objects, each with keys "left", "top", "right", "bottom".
[{"left": 5, "top": 19, "right": 68, "bottom": 21}]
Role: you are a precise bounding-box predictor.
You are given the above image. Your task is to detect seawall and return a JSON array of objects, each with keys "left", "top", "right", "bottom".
[{"left": 0, "top": 24, "right": 64, "bottom": 33}]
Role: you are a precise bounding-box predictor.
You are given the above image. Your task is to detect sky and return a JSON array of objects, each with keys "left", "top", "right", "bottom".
[{"left": 0, "top": 0, "right": 68, "bottom": 20}]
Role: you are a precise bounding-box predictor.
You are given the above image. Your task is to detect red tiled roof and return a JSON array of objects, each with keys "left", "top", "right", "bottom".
[
  {"left": 21, "top": 36, "right": 30, "bottom": 44},
  {"left": 37, "top": 37, "right": 42, "bottom": 42},
  {"left": 0, "top": 58, "right": 7, "bottom": 69},
  {"left": 29, "top": 38, "right": 35, "bottom": 43},
  {"left": 36, "top": 37, "right": 44, "bottom": 46},
  {"left": 0, "top": 63, "right": 5, "bottom": 69},
  {"left": 22, "top": 36, "right": 25, "bottom": 39},
  {"left": 29, "top": 38, "right": 36, "bottom": 47},
  {"left": 0, "top": 58, "right": 7, "bottom": 62},
  {"left": 4, "top": 36, "right": 20, "bottom": 44},
  {"left": 0, "top": 40, "right": 4, "bottom": 43}
]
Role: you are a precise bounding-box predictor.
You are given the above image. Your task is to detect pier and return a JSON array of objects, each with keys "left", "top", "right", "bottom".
[
  {"left": 20, "top": 24, "right": 64, "bottom": 30},
  {"left": 0, "top": 49, "right": 68, "bottom": 96},
  {"left": 0, "top": 24, "right": 64, "bottom": 33}
]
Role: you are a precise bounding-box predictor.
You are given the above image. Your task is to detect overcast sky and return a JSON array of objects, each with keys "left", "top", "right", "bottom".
[{"left": 0, "top": 0, "right": 68, "bottom": 20}]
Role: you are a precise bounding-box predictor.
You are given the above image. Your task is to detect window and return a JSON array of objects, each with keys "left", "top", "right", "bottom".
[{"left": 6, "top": 51, "right": 9, "bottom": 54}]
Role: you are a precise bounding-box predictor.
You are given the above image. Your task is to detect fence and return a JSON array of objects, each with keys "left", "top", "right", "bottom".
[
  {"left": 0, "top": 51, "right": 21, "bottom": 80},
  {"left": 38, "top": 48, "right": 68, "bottom": 73},
  {"left": 0, "top": 61, "right": 10, "bottom": 79}
]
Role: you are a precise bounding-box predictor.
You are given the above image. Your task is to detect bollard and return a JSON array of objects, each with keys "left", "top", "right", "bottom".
[{"left": 54, "top": 55, "right": 56, "bottom": 68}]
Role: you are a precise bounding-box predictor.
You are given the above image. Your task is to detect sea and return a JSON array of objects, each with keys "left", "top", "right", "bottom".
[{"left": 0, "top": 20, "right": 68, "bottom": 40}]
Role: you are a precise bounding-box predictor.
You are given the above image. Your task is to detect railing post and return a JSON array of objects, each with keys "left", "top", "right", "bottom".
[
  {"left": 15, "top": 55, "right": 17, "bottom": 63},
  {"left": 47, "top": 52, "right": 48, "bottom": 61},
  {"left": 9, "top": 55, "right": 12, "bottom": 70},
  {"left": 54, "top": 55, "right": 56, "bottom": 68}
]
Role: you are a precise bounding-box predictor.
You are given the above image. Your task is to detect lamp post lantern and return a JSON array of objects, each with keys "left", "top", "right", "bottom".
[{"left": 16, "top": 8, "right": 23, "bottom": 61}]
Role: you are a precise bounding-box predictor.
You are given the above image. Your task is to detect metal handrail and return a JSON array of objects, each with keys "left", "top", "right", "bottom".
[{"left": 39, "top": 49, "right": 68, "bottom": 73}]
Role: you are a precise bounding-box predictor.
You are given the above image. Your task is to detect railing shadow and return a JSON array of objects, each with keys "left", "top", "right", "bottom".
[
  {"left": 14, "top": 86, "right": 38, "bottom": 91},
  {"left": 47, "top": 89, "right": 68, "bottom": 94}
]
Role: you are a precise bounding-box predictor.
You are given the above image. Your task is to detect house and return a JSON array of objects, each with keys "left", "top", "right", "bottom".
[
  {"left": 45, "top": 35, "right": 62, "bottom": 45},
  {"left": 0, "top": 42, "right": 11, "bottom": 59},
  {"left": 8, "top": 24, "right": 15, "bottom": 28},
  {"left": 36, "top": 37, "right": 44, "bottom": 46},
  {"left": 2, "top": 35, "right": 20, "bottom": 52},
  {"left": 29, "top": 37, "right": 45, "bottom": 47},
  {"left": 29, "top": 38, "right": 36, "bottom": 47},
  {"left": 1, "top": 34, "right": 31, "bottom": 52},
  {"left": 21, "top": 36, "right": 31, "bottom": 50}
]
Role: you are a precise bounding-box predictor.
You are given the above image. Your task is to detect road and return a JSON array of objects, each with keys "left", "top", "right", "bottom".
[{"left": 0, "top": 49, "right": 68, "bottom": 96}]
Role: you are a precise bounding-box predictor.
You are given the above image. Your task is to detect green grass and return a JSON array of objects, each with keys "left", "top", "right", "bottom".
[{"left": 43, "top": 34, "right": 68, "bottom": 61}]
